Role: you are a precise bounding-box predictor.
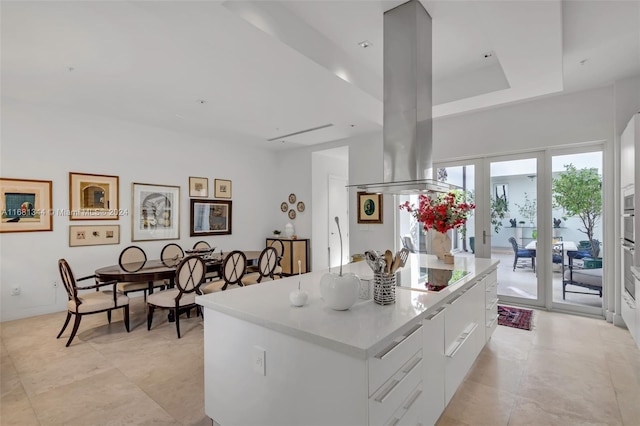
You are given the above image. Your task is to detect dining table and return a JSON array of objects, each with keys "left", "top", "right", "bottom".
[
  {"left": 525, "top": 240, "right": 578, "bottom": 252},
  {"left": 94, "top": 250, "right": 263, "bottom": 295}
]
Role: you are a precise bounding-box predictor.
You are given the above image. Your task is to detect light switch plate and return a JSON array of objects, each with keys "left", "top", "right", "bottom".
[{"left": 252, "top": 346, "right": 266, "bottom": 376}]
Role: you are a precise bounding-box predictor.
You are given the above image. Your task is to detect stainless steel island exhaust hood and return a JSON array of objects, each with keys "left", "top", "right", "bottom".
[{"left": 351, "top": 0, "right": 456, "bottom": 195}]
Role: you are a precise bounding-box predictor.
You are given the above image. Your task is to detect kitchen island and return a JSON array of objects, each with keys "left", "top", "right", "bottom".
[{"left": 196, "top": 254, "right": 499, "bottom": 426}]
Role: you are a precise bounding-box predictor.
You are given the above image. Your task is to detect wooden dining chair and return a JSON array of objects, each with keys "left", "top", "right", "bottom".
[
  {"left": 202, "top": 250, "right": 247, "bottom": 293},
  {"left": 147, "top": 255, "right": 205, "bottom": 338},
  {"left": 242, "top": 247, "right": 278, "bottom": 286},
  {"left": 115, "top": 246, "right": 164, "bottom": 300},
  {"left": 57, "top": 259, "right": 130, "bottom": 347},
  {"left": 161, "top": 243, "right": 184, "bottom": 264},
  {"left": 267, "top": 239, "right": 284, "bottom": 278},
  {"left": 193, "top": 241, "right": 211, "bottom": 250}
]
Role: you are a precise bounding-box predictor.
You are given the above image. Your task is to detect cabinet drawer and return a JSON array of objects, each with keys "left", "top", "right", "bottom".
[
  {"left": 485, "top": 313, "right": 499, "bottom": 341},
  {"left": 384, "top": 381, "right": 423, "bottom": 426},
  {"left": 369, "top": 351, "right": 423, "bottom": 426},
  {"left": 444, "top": 321, "right": 483, "bottom": 404},
  {"left": 485, "top": 297, "right": 498, "bottom": 315},
  {"left": 369, "top": 322, "right": 423, "bottom": 395},
  {"left": 486, "top": 269, "right": 498, "bottom": 287},
  {"left": 485, "top": 281, "right": 497, "bottom": 304},
  {"left": 444, "top": 282, "right": 481, "bottom": 347}
]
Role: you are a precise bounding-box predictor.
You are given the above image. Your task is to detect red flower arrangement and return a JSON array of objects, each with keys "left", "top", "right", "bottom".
[{"left": 399, "top": 191, "right": 475, "bottom": 233}]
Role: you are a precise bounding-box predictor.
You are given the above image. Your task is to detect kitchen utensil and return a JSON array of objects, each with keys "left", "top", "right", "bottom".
[
  {"left": 390, "top": 253, "right": 402, "bottom": 274},
  {"left": 397, "top": 248, "right": 410, "bottom": 269},
  {"left": 365, "top": 250, "right": 379, "bottom": 272},
  {"left": 384, "top": 250, "right": 393, "bottom": 274}
]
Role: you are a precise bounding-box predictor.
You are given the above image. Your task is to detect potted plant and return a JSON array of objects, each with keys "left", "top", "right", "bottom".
[
  {"left": 516, "top": 192, "right": 537, "bottom": 227},
  {"left": 553, "top": 164, "right": 602, "bottom": 257},
  {"left": 491, "top": 196, "right": 508, "bottom": 234}
]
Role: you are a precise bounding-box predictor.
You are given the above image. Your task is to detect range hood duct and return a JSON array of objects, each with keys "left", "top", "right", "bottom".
[{"left": 351, "top": 0, "right": 456, "bottom": 195}]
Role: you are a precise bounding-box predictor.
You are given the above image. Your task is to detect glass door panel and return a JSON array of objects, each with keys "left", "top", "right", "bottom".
[
  {"left": 490, "top": 157, "right": 541, "bottom": 305},
  {"left": 550, "top": 151, "right": 603, "bottom": 312}
]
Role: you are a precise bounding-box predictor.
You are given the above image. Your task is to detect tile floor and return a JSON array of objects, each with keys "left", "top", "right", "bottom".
[{"left": 1, "top": 298, "right": 639, "bottom": 425}]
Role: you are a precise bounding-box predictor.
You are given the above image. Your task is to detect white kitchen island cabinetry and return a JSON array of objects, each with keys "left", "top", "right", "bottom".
[{"left": 197, "top": 255, "right": 499, "bottom": 426}]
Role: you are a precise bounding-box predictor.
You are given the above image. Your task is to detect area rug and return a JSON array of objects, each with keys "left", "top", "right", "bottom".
[{"left": 497, "top": 305, "right": 533, "bottom": 330}]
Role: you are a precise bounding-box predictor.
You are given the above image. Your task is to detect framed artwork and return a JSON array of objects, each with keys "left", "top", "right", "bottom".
[
  {"left": 190, "top": 199, "right": 232, "bottom": 236},
  {"left": 132, "top": 183, "right": 180, "bottom": 241},
  {"left": 69, "top": 172, "right": 119, "bottom": 220},
  {"left": 357, "top": 192, "right": 383, "bottom": 224},
  {"left": 0, "top": 178, "right": 53, "bottom": 233},
  {"left": 69, "top": 224, "right": 120, "bottom": 247},
  {"left": 214, "top": 179, "right": 232, "bottom": 199},
  {"left": 189, "top": 176, "right": 208, "bottom": 198}
]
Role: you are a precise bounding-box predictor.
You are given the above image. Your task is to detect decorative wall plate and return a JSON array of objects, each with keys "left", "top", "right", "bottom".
[
  {"left": 280, "top": 202, "right": 288, "bottom": 212},
  {"left": 288, "top": 193, "right": 296, "bottom": 204},
  {"left": 288, "top": 209, "right": 296, "bottom": 220},
  {"left": 297, "top": 201, "right": 305, "bottom": 212}
]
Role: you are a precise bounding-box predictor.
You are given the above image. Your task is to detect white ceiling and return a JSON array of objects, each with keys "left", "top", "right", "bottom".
[{"left": 2, "top": 1, "right": 639, "bottom": 150}]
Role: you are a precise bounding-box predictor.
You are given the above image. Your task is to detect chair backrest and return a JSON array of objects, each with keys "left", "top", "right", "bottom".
[
  {"left": 193, "top": 241, "right": 211, "bottom": 250},
  {"left": 58, "top": 259, "right": 79, "bottom": 302},
  {"left": 256, "top": 247, "right": 278, "bottom": 279},
  {"left": 161, "top": 243, "right": 184, "bottom": 263},
  {"left": 221, "top": 250, "right": 247, "bottom": 286},
  {"left": 119, "top": 246, "right": 147, "bottom": 272},
  {"left": 402, "top": 235, "right": 417, "bottom": 253},
  {"left": 508, "top": 237, "right": 519, "bottom": 253},
  {"left": 174, "top": 255, "right": 205, "bottom": 294}
]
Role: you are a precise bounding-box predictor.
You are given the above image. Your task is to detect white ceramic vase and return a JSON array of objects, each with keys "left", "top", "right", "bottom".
[
  {"left": 432, "top": 231, "right": 452, "bottom": 260},
  {"left": 284, "top": 223, "right": 295, "bottom": 238},
  {"left": 319, "top": 272, "right": 360, "bottom": 310}
]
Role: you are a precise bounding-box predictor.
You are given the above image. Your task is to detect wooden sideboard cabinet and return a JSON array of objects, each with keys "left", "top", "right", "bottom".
[{"left": 266, "top": 238, "right": 310, "bottom": 275}]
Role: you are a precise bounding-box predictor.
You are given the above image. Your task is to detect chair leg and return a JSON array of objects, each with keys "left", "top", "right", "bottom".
[
  {"left": 147, "top": 305, "right": 155, "bottom": 331},
  {"left": 66, "top": 314, "right": 82, "bottom": 347},
  {"left": 513, "top": 256, "right": 517, "bottom": 271},
  {"left": 532, "top": 257, "right": 535, "bottom": 273},
  {"left": 175, "top": 309, "right": 181, "bottom": 338},
  {"left": 123, "top": 306, "right": 130, "bottom": 332},
  {"left": 57, "top": 312, "right": 72, "bottom": 339},
  {"left": 107, "top": 310, "right": 112, "bottom": 324}
]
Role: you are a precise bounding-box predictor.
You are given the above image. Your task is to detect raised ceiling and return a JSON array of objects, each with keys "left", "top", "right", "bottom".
[{"left": 2, "top": 1, "right": 639, "bottom": 149}]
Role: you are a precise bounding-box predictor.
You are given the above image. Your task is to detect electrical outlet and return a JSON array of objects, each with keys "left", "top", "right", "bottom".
[
  {"left": 11, "top": 286, "right": 21, "bottom": 296},
  {"left": 252, "top": 346, "right": 266, "bottom": 376},
  {"left": 53, "top": 281, "right": 59, "bottom": 288}
]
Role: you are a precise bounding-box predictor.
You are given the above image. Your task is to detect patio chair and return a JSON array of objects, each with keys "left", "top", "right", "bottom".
[{"left": 508, "top": 237, "right": 536, "bottom": 272}]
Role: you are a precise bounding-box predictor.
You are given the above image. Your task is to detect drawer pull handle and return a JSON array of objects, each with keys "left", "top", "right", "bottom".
[
  {"left": 486, "top": 298, "right": 498, "bottom": 311},
  {"left": 402, "top": 356, "right": 422, "bottom": 374},
  {"left": 447, "top": 292, "right": 463, "bottom": 305},
  {"left": 387, "top": 418, "right": 400, "bottom": 426},
  {"left": 375, "top": 379, "right": 399, "bottom": 403},
  {"left": 404, "top": 389, "right": 423, "bottom": 410},
  {"left": 375, "top": 323, "right": 422, "bottom": 359},
  {"left": 425, "top": 306, "right": 446, "bottom": 321},
  {"left": 487, "top": 314, "right": 499, "bottom": 328},
  {"left": 445, "top": 323, "right": 478, "bottom": 358}
]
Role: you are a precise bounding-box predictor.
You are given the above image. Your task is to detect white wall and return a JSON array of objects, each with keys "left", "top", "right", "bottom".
[{"left": 0, "top": 99, "right": 280, "bottom": 321}]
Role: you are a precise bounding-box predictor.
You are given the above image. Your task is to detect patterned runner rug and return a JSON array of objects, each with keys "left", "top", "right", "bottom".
[{"left": 497, "top": 305, "right": 533, "bottom": 330}]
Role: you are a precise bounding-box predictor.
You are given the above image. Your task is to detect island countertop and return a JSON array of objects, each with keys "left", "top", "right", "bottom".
[{"left": 196, "top": 254, "right": 499, "bottom": 359}]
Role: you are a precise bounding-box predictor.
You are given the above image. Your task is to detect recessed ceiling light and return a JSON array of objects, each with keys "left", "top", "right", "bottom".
[
  {"left": 483, "top": 52, "right": 493, "bottom": 59},
  {"left": 580, "top": 58, "right": 589, "bottom": 65},
  {"left": 196, "top": 99, "right": 207, "bottom": 104},
  {"left": 67, "top": 67, "right": 75, "bottom": 72},
  {"left": 358, "top": 40, "right": 372, "bottom": 48}
]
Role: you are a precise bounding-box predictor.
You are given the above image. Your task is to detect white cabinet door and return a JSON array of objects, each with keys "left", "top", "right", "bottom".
[{"left": 422, "top": 307, "right": 445, "bottom": 426}]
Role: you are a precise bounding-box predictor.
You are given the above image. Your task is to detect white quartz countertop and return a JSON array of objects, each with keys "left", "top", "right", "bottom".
[{"left": 196, "top": 254, "right": 499, "bottom": 359}]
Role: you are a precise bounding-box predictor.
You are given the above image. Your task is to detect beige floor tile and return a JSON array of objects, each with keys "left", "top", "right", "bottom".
[
  {"left": 464, "top": 349, "right": 526, "bottom": 394},
  {"left": 441, "top": 380, "right": 515, "bottom": 426},
  {"left": 510, "top": 396, "right": 622, "bottom": 426},
  {"left": 0, "top": 385, "right": 40, "bottom": 426},
  {"left": 436, "top": 415, "right": 472, "bottom": 426}
]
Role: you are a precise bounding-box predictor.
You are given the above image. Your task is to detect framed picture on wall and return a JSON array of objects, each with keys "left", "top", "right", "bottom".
[
  {"left": 214, "top": 179, "right": 232, "bottom": 199},
  {"left": 189, "top": 176, "right": 209, "bottom": 198},
  {"left": 0, "top": 178, "right": 53, "bottom": 233},
  {"left": 132, "top": 183, "right": 180, "bottom": 241},
  {"left": 357, "top": 191, "right": 383, "bottom": 224},
  {"left": 190, "top": 199, "right": 232, "bottom": 236},
  {"left": 69, "top": 172, "right": 119, "bottom": 220},
  {"left": 69, "top": 224, "right": 120, "bottom": 247}
]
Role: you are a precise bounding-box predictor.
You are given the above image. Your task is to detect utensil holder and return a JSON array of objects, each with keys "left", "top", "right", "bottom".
[{"left": 373, "top": 272, "right": 396, "bottom": 305}]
